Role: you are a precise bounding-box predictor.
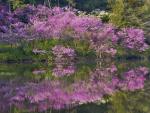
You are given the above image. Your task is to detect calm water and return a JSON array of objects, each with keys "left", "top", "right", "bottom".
[{"left": 0, "top": 59, "right": 150, "bottom": 113}]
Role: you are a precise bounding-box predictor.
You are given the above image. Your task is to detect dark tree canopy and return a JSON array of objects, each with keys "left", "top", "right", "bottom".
[{"left": 0, "top": 0, "right": 108, "bottom": 11}]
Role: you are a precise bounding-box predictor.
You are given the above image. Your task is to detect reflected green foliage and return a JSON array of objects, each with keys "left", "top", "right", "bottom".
[
  {"left": 109, "top": 87, "right": 150, "bottom": 113},
  {"left": 0, "top": 57, "right": 96, "bottom": 81},
  {"left": 108, "top": 92, "right": 127, "bottom": 113},
  {"left": 0, "top": 63, "right": 46, "bottom": 80},
  {"left": 0, "top": 55, "right": 150, "bottom": 113}
]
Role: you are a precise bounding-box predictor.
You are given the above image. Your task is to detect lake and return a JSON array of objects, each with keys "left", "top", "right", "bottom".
[{"left": 0, "top": 58, "right": 150, "bottom": 113}]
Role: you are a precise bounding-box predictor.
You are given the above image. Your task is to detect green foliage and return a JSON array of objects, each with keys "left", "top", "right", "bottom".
[
  {"left": 108, "top": 92, "right": 127, "bottom": 113},
  {"left": 23, "top": 0, "right": 36, "bottom": 4},
  {"left": 109, "top": 89, "right": 150, "bottom": 113},
  {"left": 66, "top": 0, "right": 76, "bottom": 7},
  {"left": 9, "top": 0, "right": 24, "bottom": 9},
  {"left": 0, "top": 38, "right": 95, "bottom": 62},
  {"left": 60, "top": 39, "right": 95, "bottom": 57},
  {"left": 2, "top": 0, "right": 108, "bottom": 11},
  {"left": 108, "top": 0, "right": 149, "bottom": 28},
  {"left": 108, "top": 0, "right": 125, "bottom": 27},
  {"left": 76, "top": 0, "right": 107, "bottom": 11}
]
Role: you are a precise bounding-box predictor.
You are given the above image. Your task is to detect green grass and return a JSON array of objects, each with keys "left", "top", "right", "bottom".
[
  {"left": 0, "top": 38, "right": 150, "bottom": 63},
  {"left": 0, "top": 39, "right": 96, "bottom": 62}
]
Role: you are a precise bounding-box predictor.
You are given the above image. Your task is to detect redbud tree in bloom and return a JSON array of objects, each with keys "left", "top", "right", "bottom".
[{"left": 0, "top": 5, "right": 148, "bottom": 55}]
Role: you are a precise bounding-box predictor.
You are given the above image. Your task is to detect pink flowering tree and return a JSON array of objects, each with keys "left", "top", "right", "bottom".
[
  {"left": 117, "top": 28, "right": 148, "bottom": 51},
  {"left": 0, "top": 5, "right": 149, "bottom": 56}
]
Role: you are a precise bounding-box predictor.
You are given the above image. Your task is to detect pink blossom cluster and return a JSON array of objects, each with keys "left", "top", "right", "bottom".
[
  {"left": 117, "top": 67, "right": 149, "bottom": 91},
  {"left": 52, "top": 45, "right": 75, "bottom": 58},
  {"left": 0, "top": 5, "right": 149, "bottom": 53},
  {"left": 52, "top": 45, "right": 76, "bottom": 77},
  {"left": 89, "top": 25, "right": 118, "bottom": 56},
  {"left": 52, "top": 64, "right": 75, "bottom": 77},
  {"left": 117, "top": 28, "right": 148, "bottom": 51}
]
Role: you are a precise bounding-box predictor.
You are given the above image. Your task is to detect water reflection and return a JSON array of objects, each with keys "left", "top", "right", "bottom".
[
  {"left": 0, "top": 60, "right": 149, "bottom": 113},
  {"left": 52, "top": 63, "right": 76, "bottom": 77}
]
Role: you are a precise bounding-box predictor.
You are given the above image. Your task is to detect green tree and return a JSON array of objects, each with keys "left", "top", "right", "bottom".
[
  {"left": 108, "top": 0, "right": 125, "bottom": 27},
  {"left": 108, "top": 0, "right": 149, "bottom": 28}
]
